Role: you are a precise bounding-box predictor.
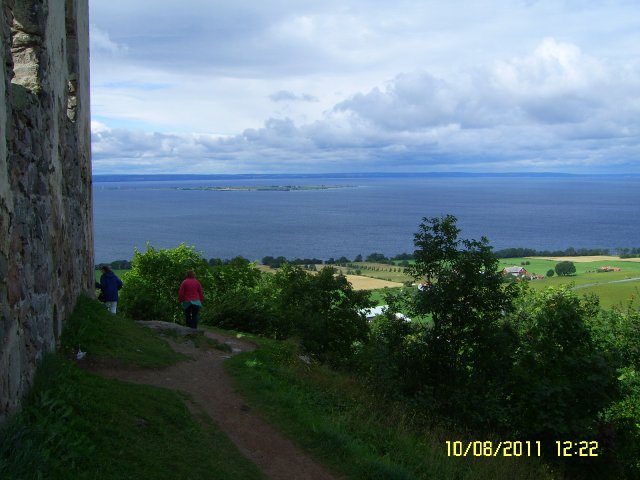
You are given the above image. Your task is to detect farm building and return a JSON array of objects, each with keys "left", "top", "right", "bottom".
[
  {"left": 598, "top": 266, "right": 621, "bottom": 272},
  {"left": 503, "top": 266, "right": 529, "bottom": 277}
]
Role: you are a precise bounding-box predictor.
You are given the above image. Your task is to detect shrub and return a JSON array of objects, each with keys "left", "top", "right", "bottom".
[
  {"left": 119, "top": 243, "right": 214, "bottom": 323},
  {"left": 273, "top": 265, "right": 373, "bottom": 366},
  {"left": 546, "top": 269, "right": 554, "bottom": 277},
  {"left": 505, "top": 286, "right": 618, "bottom": 448}
]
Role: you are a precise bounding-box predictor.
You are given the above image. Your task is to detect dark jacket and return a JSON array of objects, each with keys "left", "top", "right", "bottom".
[{"left": 96, "top": 271, "right": 123, "bottom": 302}]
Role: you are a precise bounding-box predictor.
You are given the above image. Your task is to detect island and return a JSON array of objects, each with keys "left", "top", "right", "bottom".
[{"left": 175, "top": 185, "right": 355, "bottom": 192}]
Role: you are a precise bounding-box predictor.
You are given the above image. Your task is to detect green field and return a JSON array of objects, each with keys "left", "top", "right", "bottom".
[
  {"left": 498, "top": 258, "right": 640, "bottom": 309},
  {"left": 358, "top": 257, "right": 640, "bottom": 310},
  {"left": 332, "top": 262, "right": 413, "bottom": 283}
]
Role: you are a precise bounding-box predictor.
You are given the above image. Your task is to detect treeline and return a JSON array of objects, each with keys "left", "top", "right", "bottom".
[
  {"left": 262, "top": 252, "right": 415, "bottom": 268},
  {"left": 100, "top": 246, "right": 640, "bottom": 272}
]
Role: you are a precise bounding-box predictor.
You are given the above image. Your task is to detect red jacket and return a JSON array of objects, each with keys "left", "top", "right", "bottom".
[{"left": 178, "top": 278, "right": 204, "bottom": 302}]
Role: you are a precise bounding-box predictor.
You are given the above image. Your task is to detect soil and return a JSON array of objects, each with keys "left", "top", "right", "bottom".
[{"left": 83, "top": 326, "right": 339, "bottom": 480}]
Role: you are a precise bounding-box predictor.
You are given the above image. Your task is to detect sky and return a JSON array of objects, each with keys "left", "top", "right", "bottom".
[{"left": 89, "top": 0, "right": 640, "bottom": 174}]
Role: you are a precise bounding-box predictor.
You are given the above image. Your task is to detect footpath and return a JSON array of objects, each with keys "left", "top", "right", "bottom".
[{"left": 86, "top": 323, "right": 338, "bottom": 480}]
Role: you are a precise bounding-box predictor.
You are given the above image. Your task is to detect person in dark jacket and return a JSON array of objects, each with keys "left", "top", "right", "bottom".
[
  {"left": 95, "top": 265, "right": 123, "bottom": 314},
  {"left": 178, "top": 270, "right": 204, "bottom": 329}
]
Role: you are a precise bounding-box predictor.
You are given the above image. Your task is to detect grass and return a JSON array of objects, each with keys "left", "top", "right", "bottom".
[
  {"left": 226, "top": 336, "right": 556, "bottom": 480},
  {"left": 576, "top": 281, "right": 640, "bottom": 310},
  {"left": 0, "top": 297, "right": 264, "bottom": 480},
  {"left": 94, "top": 269, "right": 129, "bottom": 281},
  {"left": 369, "top": 286, "right": 405, "bottom": 306},
  {"left": 499, "top": 257, "right": 640, "bottom": 309},
  {"left": 60, "top": 296, "right": 186, "bottom": 368}
]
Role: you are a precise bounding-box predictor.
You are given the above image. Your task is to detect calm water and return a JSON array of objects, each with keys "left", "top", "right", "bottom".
[{"left": 93, "top": 173, "right": 640, "bottom": 263}]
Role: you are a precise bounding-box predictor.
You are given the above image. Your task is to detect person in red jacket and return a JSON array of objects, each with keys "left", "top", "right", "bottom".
[{"left": 178, "top": 270, "right": 204, "bottom": 329}]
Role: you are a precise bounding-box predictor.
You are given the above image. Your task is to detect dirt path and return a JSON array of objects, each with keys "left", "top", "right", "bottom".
[{"left": 85, "top": 326, "right": 338, "bottom": 480}]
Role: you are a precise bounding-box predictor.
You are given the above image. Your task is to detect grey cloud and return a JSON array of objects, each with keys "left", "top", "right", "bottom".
[{"left": 270, "top": 90, "right": 319, "bottom": 102}]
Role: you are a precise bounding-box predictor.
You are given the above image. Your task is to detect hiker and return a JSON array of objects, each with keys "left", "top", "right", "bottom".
[
  {"left": 95, "top": 265, "right": 123, "bottom": 314},
  {"left": 178, "top": 270, "right": 204, "bottom": 329}
]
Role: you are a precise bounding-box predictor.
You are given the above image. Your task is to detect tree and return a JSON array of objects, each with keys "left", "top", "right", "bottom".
[
  {"left": 366, "top": 252, "right": 388, "bottom": 263},
  {"left": 505, "top": 285, "right": 618, "bottom": 449},
  {"left": 273, "top": 265, "right": 372, "bottom": 366},
  {"left": 555, "top": 260, "right": 576, "bottom": 276},
  {"left": 546, "top": 269, "right": 554, "bottom": 277},
  {"left": 119, "top": 243, "right": 213, "bottom": 323},
  {"left": 407, "top": 215, "right": 515, "bottom": 422}
]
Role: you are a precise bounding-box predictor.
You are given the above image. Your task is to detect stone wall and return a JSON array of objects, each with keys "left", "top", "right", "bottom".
[{"left": 0, "top": 0, "right": 93, "bottom": 423}]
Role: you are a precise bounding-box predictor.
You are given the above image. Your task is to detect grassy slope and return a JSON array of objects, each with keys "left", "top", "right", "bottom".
[
  {"left": 0, "top": 297, "right": 264, "bottom": 480},
  {"left": 225, "top": 335, "right": 556, "bottom": 480}
]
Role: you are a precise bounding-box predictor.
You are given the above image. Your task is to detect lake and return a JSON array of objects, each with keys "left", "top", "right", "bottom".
[{"left": 93, "top": 173, "right": 640, "bottom": 263}]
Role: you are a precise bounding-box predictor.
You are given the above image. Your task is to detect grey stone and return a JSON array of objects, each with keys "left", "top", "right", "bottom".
[{"left": 1, "top": 1, "right": 93, "bottom": 424}]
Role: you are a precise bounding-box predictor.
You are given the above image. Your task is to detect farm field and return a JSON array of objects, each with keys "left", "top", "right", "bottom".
[
  {"left": 330, "top": 262, "right": 413, "bottom": 284},
  {"left": 343, "top": 275, "right": 403, "bottom": 290},
  {"left": 498, "top": 257, "right": 640, "bottom": 309},
  {"left": 356, "top": 257, "right": 640, "bottom": 310}
]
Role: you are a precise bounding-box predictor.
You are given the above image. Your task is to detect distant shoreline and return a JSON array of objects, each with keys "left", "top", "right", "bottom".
[
  {"left": 92, "top": 172, "right": 640, "bottom": 183},
  {"left": 176, "top": 185, "right": 354, "bottom": 192}
]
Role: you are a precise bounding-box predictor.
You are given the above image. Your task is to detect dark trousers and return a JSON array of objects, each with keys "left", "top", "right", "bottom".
[{"left": 184, "top": 304, "right": 200, "bottom": 329}]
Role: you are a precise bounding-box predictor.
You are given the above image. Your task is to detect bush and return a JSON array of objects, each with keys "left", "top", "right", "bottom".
[
  {"left": 505, "top": 286, "right": 618, "bottom": 448},
  {"left": 206, "top": 264, "right": 276, "bottom": 335},
  {"left": 119, "top": 243, "right": 214, "bottom": 323},
  {"left": 546, "top": 269, "right": 554, "bottom": 277},
  {"left": 272, "top": 265, "right": 373, "bottom": 366}
]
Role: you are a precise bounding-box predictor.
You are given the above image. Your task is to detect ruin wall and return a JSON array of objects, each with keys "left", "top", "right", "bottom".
[{"left": 0, "top": 0, "right": 93, "bottom": 422}]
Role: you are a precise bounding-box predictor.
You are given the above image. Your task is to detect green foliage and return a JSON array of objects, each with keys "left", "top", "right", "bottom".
[
  {"left": 590, "top": 306, "right": 640, "bottom": 477},
  {"left": 407, "top": 215, "right": 516, "bottom": 423},
  {"left": 505, "top": 286, "right": 618, "bottom": 444},
  {"left": 205, "top": 256, "right": 274, "bottom": 333},
  {"left": 272, "top": 265, "right": 373, "bottom": 366},
  {"left": 546, "top": 269, "right": 554, "bottom": 277},
  {"left": 226, "top": 335, "right": 553, "bottom": 480},
  {"left": 366, "top": 252, "right": 389, "bottom": 263},
  {"left": 119, "top": 243, "right": 213, "bottom": 323},
  {"left": 555, "top": 260, "right": 576, "bottom": 276}
]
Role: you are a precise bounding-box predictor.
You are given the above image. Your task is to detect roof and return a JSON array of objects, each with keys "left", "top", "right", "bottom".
[{"left": 504, "top": 266, "right": 526, "bottom": 274}]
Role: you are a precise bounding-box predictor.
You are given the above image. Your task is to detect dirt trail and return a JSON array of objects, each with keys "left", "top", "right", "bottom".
[{"left": 86, "top": 327, "right": 338, "bottom": 480}]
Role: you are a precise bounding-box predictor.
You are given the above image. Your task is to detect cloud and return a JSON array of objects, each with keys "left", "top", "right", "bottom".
[
  {"left": 90, "top": 26, "right": 128, "bottom": 56},
  {"left": 88, "top": 1, "right": 640, "bottom": 173},
  {"left": 269, "top": 90, "right": 319, "bottom": 102},
  {"left": 91, "top": 35, "right": 640, "bottom": 175}
]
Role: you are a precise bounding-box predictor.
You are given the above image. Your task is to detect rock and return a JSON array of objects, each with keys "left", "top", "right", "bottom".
[{"left": 135, "top": 320, "right": 204, "bottom": 337}]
